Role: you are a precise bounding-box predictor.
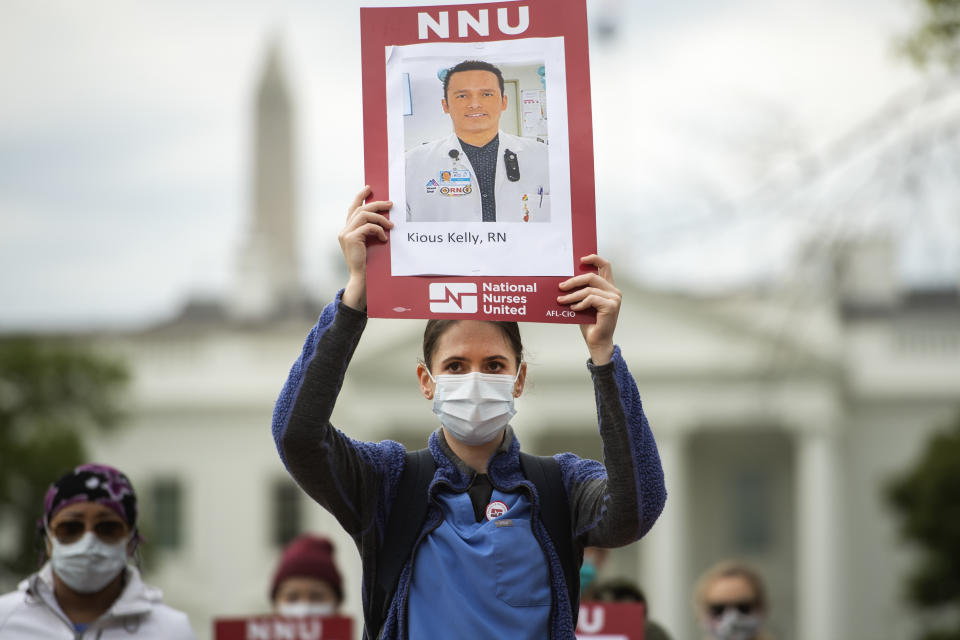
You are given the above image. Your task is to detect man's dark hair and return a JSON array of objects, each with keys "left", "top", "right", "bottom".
[{"left": 442, "top": 60, "right": 505, "bottom": 99}]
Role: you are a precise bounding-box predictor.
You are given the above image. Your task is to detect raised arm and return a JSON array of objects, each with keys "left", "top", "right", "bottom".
[
  {"left": 339, "top": 185, "right": 394, "bottom": 311},
  {"left": 557, "top": 254, "right": 620, "bottom": 365},
  {"left": 555, "top": 256, "right": 666, "bottom": 547},
  {"left": 271, "top": 188, "right": 402, "bottom": 536}
]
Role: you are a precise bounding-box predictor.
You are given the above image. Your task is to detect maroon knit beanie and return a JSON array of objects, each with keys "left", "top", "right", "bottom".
[{"left": 270, "top": 534, "right": 343, "bottom": 602}]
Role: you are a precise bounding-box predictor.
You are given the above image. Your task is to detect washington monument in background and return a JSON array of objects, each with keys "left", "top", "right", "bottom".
[{"left": 231, "top": 40, "right": 303, "bottom": 321}]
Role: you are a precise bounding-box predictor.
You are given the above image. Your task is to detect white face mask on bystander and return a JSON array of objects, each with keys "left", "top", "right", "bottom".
[
  {"left": 705, "top": 609, "right": 763, "bottom": 640},
  {"left": 277, "top": 602, "right": 337, "bottom": 617},
  {"left": 428, "top": 370, "right": 520, "bottom": 445},
  {"left": 49, "top": 530, "right": 128, "bottom": 593}
]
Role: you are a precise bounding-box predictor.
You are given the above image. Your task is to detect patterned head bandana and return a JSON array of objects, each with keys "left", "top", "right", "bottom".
[{"left": 43, "top": 463, "right": 138, "bottom": 531}]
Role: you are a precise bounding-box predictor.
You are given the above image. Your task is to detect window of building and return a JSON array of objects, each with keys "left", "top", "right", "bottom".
[
  {"left": 151, "top": 478, "right": 183, "bottom": 550},
  {"left": 272, "top": 478, "right": 302, "bottom": 547},
  {"left": 733, "top": 468, "right": 772, "bottom": 553}
]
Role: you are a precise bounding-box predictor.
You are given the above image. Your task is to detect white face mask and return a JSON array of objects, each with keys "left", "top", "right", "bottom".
[
  {"left": 428, "top": 369, "right": 520, "bottom": 445},
  {"left": 277, "top": 602, "right": 337, "bottom": 617},
  {"left": 49, "top": 531, "right": 129, "bottom": 594},
  {"left": 706, "top": 610, "right": 763, "bottom": 640}
]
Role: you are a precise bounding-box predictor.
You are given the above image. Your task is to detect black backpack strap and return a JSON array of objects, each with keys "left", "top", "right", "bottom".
[
  {"left": 520, "top": 452, "right": 582, "bottom": 626},
  {"left": 365, "top": 448, "right": 436, "bottom": 640}
]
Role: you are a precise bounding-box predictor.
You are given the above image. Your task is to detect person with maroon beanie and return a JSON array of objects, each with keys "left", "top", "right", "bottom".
[{"left": 271, "top": 534, "right": 344, "bottom": 617}]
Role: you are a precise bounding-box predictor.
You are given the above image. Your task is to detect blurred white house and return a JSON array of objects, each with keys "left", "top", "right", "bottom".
[{"left": 74, "top": 43, "right": 960, "bottom": 640}]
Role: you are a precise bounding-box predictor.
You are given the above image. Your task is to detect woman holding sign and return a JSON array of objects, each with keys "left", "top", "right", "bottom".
[{"left": 271, "top": 187, "right": 665, "bottom": 640}]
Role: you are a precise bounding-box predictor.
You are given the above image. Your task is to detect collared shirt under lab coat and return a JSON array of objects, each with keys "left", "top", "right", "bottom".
[{"left": 405, "top": 131, "right": 550, "bottom": 223}]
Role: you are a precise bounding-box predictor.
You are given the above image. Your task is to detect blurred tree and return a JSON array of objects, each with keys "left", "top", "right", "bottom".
[
  {"left": 0, "top": 337, "right": 128, "bottom": 584},
  {"left": 901, "top": 0, "right": 960, "bottom": 71},
  {"left": 887, "top": 411, "right": 960, "bottom": 640}
]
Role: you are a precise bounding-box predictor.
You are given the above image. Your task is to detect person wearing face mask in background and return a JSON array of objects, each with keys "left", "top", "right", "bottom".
[
  {"left": 580, "top": 547, "right": 674, "bottom": 640},
  {"left": 694, "top": 560, "right": 772, "bottom": 640},
  {"left": 0, "top": 463, "right": 196, "bottom": 639},
  {"left": 270, "top": 188, "right": 666, "bottom": 640},
  {"left": 271, "top": 534, "right": 343, "bottom": 617},
  {"left": 586, "top": 578, "right": 675, "bottom": 640},
  {"left": 579, "top": 546, "right": 608, "bottom": 595}
]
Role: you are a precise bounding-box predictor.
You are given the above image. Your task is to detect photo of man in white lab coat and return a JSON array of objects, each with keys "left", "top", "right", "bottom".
[{"left": 405, "top": 60, "right": 550, "bottom": 223}]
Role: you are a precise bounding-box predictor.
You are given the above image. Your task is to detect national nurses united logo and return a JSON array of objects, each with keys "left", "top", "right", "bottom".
[
  {"left": 485, "top": 500, "right": 508, "bottom": 521},
  {"left": 429, "top": 282, "right": 478, "bottom": 313}
]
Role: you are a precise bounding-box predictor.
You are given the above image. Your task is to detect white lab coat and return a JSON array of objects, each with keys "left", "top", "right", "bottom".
[
  {"left": 405, "top": 131, "right": 550, "bottom": 223},
  {"left": 0, "top": 564, "right": 196, "bottom": 639}
]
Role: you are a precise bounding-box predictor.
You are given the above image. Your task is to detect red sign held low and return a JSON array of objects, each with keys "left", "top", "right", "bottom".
[
  {"left": 213, "top": 616, "right": 353, "bottom": 640},
  {"left": 576, "top": 602, "right": 646, "bottom": 640}
]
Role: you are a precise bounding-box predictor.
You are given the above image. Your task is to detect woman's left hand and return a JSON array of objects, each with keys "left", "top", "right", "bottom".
[{"left": 557, "top": 255, "right": 621, "bottom": 365}]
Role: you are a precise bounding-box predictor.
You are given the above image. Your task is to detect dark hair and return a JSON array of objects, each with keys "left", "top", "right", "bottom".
[
  {"left": 694, "top": 560, "right": 769, "bottom": 615},
  {"left": 588, "top": 579, "right": 647, "bottom": 604},
  {"left": 442, "top": 60, "right": 505, "bottom": 99},
  {"left": 423, "top": 320, "right": 523, "bottom": 371}
]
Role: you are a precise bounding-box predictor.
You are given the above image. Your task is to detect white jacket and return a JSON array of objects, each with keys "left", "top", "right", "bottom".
[
  {"left": 0, "top": 564, "right": 195, "bottom": 639},
  {"left": 405, "top": 131, "right": 550, "bottom": 223}
]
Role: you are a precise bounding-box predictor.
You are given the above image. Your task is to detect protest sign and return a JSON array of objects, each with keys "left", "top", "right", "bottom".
[
  {"left": 361, "top": 0, "right": 597, "bottom": 323},
  {"left": 213, "top": 615, "right": 353, "bottom": 640},
  {"left": 576, "top": 602, "right": 647, "bottom": 640}
]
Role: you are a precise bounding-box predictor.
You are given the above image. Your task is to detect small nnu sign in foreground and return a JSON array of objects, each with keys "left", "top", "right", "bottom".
[
  {"left": 213, "top": 616, "right": 353, "bottom": 640},
  {"left": 576, "top": 602, "right": 646, "bottom": 640}
]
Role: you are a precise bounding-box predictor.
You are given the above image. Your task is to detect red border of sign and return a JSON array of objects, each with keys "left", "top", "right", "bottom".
[
  {"left": 213, "top": 616, "right": 353, "bottom": 640},
  {"left": 360, "top": 0, "right": 596, "bottom": 324}
]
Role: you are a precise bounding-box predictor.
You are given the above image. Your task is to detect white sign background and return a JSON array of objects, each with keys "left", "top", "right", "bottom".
[{"left": 385, "top": 37, "right": 572, "bottom": 276}]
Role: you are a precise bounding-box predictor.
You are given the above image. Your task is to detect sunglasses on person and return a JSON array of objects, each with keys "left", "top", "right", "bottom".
[
  {"left": 50, "top": 519, "right": 129, "bottom": 545},
  {"left": 707, "top": 601, "right": 757, "bottom": 618}
]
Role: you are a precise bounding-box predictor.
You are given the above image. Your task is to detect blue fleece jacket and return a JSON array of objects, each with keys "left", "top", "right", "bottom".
[{"left": 271, "top": 294, "right": 666, "bottom": 639}]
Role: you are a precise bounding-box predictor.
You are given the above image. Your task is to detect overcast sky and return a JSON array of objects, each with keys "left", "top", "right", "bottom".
[{"left": 0, "top": 0, "right": 948, "bottom": 330}]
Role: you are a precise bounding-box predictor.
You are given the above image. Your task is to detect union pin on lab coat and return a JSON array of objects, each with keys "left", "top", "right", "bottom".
[{"left": 405, "top": 131, "right": 550, "bottom": 223}]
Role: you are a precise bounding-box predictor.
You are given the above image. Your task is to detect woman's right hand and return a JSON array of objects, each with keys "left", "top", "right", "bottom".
[{"left": 339, "top": 186, "right": 393, "bottom": 311}]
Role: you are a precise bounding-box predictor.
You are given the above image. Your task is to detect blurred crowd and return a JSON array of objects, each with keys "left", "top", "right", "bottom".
[{"left": 0, "top": 463, "right": 777, "bottom": 640}]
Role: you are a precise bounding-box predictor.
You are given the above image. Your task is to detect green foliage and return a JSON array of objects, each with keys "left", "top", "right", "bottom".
[
  {"left": 900, "top": 0, "right": 960, "bottom": 71},
  {"left": 887, "top": 411, "right": 960, "bottom": 639},
  {"left": 919, "top": 631, "right": 960, "bottom": 640},
  {"left": 0, "top": 337, "right": 128, "bottom": 582}
]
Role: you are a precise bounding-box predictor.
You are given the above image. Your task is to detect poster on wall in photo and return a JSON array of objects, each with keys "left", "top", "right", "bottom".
[
  {"left": 521, "top": 89, "right": 548, "bottom": 137},
  {"left": 360, "top": 0, "right": 597, "bottom": 324}
]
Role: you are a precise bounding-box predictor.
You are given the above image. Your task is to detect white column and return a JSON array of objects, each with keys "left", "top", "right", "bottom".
[
  {"left": 796, "top": 430, "right": 840, "bottom": 640},
  {"left": 640, "top": 431, "right": 688, "bottom": 637}
]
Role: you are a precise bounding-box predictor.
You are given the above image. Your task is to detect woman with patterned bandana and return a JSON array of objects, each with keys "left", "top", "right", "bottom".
[{"left": 0, "top": 464, "right": 196, "bottom": 639}]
